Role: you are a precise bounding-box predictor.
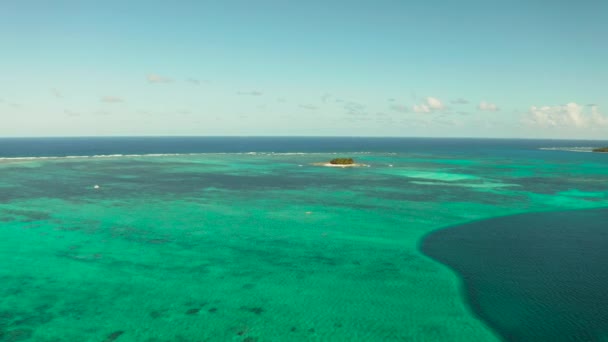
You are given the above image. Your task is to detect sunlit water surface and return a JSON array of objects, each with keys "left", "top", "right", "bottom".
[{"left": 1, "top": 137, "right": 607, "bottom": 341}]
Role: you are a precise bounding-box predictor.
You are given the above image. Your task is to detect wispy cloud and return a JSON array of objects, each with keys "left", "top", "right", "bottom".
[
  {"left": 451, "top": 98, "right": 469, "bottom": 104},
  {"left": 64, "top": 109, "right": 79, "bottom": 117},
  {"left": 478, "top": 101, "right": 499, "bottom": 111},
  {"left": 344, "top": 101, "right": 367, "bottom": 116},
  {"left": 51, "top": 88, "right": 63, "bottom": 99},
  {"left": 186, "top": 78, "right": 200, "bottom": 85},
  {"left": 101, "top": 96, "right": 124, "bottom": 103},
  {"left": 299, "top": 104, "right": 318, "bottom": 110},
  {"left": 389, "top": 104, "right": 409, "bottom": 113},
  {"left": 147, "top": 74, "right": 173, "bottom": 83},
  {"left": 433, "top": 118, "right": 462, "bottom": 127},
  {"left": 237, "top": 90, "right": 263, "bottom": 96}
]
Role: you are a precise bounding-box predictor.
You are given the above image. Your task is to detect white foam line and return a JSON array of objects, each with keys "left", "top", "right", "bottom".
[
  {"left": 0, "top": 151, "right": 380, "bottom": 161},
  {"left": 539, "top": 147, "right": 594, "bottom": 153}
]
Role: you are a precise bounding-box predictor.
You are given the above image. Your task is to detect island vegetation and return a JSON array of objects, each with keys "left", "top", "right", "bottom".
[
  {"left": 592, "top": 147, "right": 608, "bottom": 153},
  {"left": 329, "top": 158, "right": 354, "bottom": 165},
  {"left": 311, "top": 157, "right": 367, "bottom": 167}
]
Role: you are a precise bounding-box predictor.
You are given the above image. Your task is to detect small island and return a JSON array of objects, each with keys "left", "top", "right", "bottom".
[
  {"left": 312, "top": 157, "right": 368, "bottom": 168},
  {"left": 329, "top": 158, "right": 354, "bottom": 165},
  {"left": 592, "top": 147, "right": 608, "bottom": 153}
]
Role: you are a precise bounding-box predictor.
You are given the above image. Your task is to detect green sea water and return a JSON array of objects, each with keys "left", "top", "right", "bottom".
[{"left": 1, "top": 147, "right": 608, "bottom": 341}]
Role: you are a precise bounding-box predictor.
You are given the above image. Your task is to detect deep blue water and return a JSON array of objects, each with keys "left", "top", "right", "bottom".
[
  {"left": 1, "top": 136, "right": 607, "bottom": 158},
  {"left": 422, "top": 209, "right": 608, "bottom": 341}
]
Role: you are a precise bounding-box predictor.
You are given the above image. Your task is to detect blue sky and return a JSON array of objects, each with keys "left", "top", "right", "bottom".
[{"left": 1, "top": 1, "right": 607, "bottom": 138}]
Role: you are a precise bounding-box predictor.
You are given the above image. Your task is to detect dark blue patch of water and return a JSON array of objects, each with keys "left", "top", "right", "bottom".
[
  {"left": 421, "top": 208, "right": 608, "bottom": 341},
  {"left": 1, "top": 137, "right": 608, "bottom": 159}
]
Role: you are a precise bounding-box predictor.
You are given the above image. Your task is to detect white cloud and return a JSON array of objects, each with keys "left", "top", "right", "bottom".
[
  {"left": 524, "top": 102, "right": 608, "bottom": 128},
  {"left": 413, "top": 97, "right": 444, "bottom": 113},
  {"left": 413, "top": 104, "right": 430, "bottom": 113},
  {"left": 590, "top": 105, "right": 608, "bottom": 126},
  {"left": 147, "top": 74, "right": 173, "bottom": 83},
  {"left": 478, "top": 101, "right": 499, "bottom": 111},
  {"left": 427, "top": 97, "right": 444, "bottom": 110}
]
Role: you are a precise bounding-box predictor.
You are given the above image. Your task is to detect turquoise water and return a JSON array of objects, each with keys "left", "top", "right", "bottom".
[{"left": 1, "top": 138, "right": 608, "bottom": 341}]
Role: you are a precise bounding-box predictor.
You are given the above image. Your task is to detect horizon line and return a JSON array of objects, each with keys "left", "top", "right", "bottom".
[{"left": 0, "top": 135, "right": 607, "bottom": 142}]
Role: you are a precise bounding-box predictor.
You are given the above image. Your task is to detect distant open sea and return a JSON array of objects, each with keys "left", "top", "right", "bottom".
[{"left": 1, "top": 137, "right": 608, "bottom": 341}]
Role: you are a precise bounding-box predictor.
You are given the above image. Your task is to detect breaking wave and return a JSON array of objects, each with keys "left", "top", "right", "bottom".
[
  {"left": 539, "top": 147, "right": 595, "bottom": 153},
  {"left": 0, "top": 151, "right": 379, "bottom": 161}
]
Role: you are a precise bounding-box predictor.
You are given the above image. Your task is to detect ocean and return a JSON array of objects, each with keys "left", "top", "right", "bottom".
[{"left": 1, "top": 137, "right": 607, "bottom": 341}]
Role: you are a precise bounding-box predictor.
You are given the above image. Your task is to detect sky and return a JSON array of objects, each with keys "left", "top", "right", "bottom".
[{"left": 1, "top": 1, "right": 607, "bottom": 139}]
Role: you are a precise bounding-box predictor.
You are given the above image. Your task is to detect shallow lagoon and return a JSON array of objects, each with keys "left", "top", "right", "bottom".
[{"left": 1, "top": 138, "right": 608, "bottom": 341}]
